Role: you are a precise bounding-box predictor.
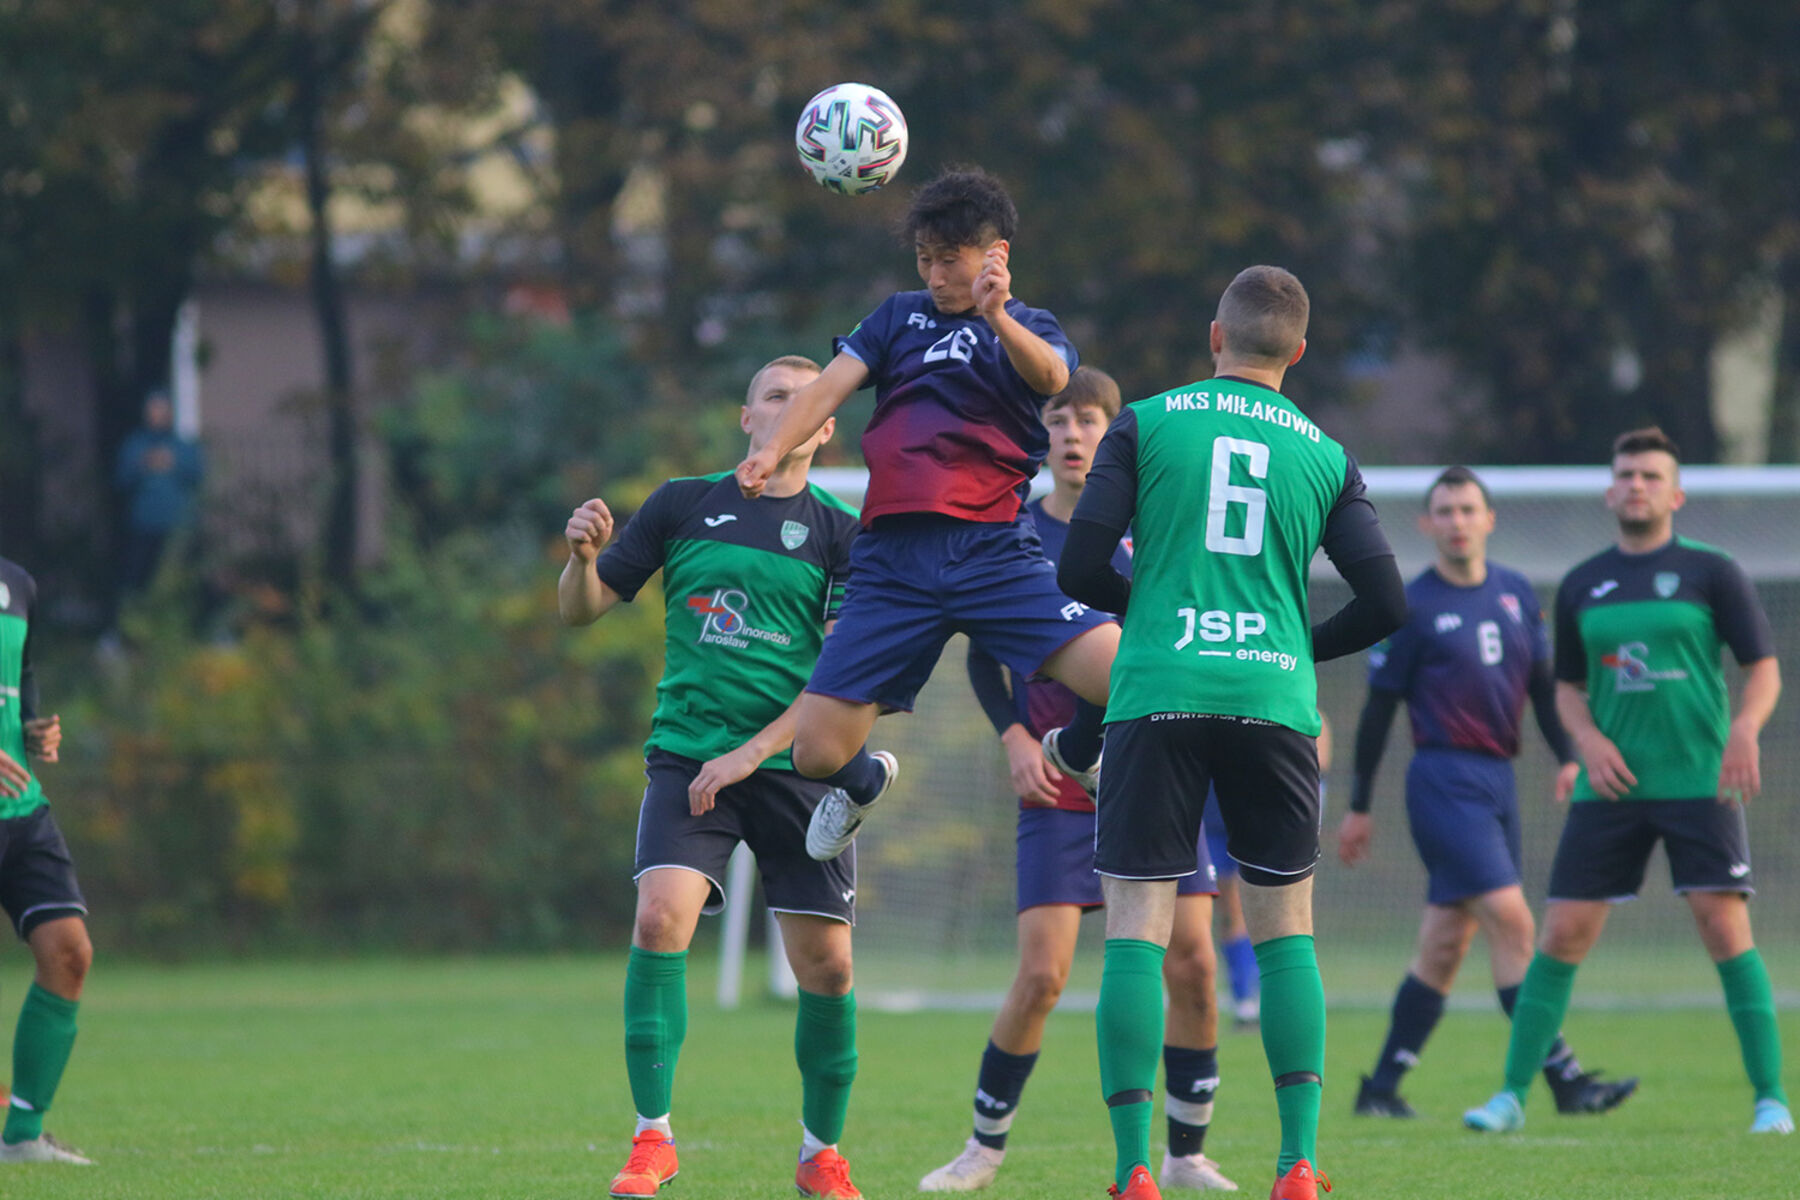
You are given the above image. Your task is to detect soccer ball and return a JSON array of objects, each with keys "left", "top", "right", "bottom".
[{"left": 794, "top": 83, "right": 909, "bottom": 196}]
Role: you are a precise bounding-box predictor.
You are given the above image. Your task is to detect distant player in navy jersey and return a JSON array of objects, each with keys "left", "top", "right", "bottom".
[
  {"left": 919, "top": 368, "right": 1236, "bottom": 1195},
  {"left": 1335, "top": 467, "right": 1636, "bottom": 1119},
  {"left": 734, "top": 168, "right": 1117, "bottom": 859}
]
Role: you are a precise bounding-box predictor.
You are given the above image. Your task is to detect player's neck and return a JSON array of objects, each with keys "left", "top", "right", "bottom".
[
  {"left": 1039, "top": 484, "right": 1081, "bottom": 523},
  {"left": 762, "top": 456, "right": 813, "bottom": 499},
  {"left": 1435, "top": 556, "right": 1487, "bottom": 587},
  {"left": 1616, "top": 523, "right": 1675, "bottom": 555},
  {"left": 1212, "top": 360, "right": 1287, "bottom": 392}
]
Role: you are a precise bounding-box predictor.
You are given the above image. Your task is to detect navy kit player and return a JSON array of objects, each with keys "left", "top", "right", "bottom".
[
  {"left": 561, "top": 357, "right": 872, "bottom": 1200},
  {"left": 734, "top": 168, "right": 1116, "bottom": 854},
  {"left": 921, "top": 368, "right": 1237, "bottom": 1194},
  {"left": 1336, "top": 467, "right": 1635, "bottom": 1118}
]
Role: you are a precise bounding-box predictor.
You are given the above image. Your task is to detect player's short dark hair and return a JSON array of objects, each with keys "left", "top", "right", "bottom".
[
  {"left": 1215, "top": 266, "right": 1309, "bottom": 365},
  {"left": 746, "top": 354, "right": 821, "bottom": 404},
  {"left": 1424, "top": 465, "right": 1492, "bottom": 510},
  {"left": 1612, "top": 425, "right": 1681, "bottom": 462},
  {"left": 903, "top": 167, "right": 1017, "bottom": 249},
  {"left": 1044, "top": 365, "right": 1121, "bottom": 421}
]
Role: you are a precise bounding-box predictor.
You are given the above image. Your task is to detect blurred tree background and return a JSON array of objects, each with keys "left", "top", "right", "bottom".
[{"left": 2, "top": 0, "right": 1797, "bottom": 951}]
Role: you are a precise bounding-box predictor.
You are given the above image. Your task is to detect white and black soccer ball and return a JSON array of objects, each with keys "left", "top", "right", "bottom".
[{"left": 794, "top": 83, "right": 909, "bottom": 196}]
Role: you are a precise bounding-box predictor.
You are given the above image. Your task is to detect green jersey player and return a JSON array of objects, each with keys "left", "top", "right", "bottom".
[
  {"left": 1060, "top": 267, "right": 1407, "bottom": 1200},
  {"left": 1464, "top": 427, "right": 1790, "bottom": 1136},
  {"left": 0, "top": 557, "right": 94, "bottom": 1166},
  {"left": 559, "top": 357, "right": 873, "bottom": 1200}
]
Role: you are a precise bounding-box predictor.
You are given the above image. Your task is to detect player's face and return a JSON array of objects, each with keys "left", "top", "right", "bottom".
[
  {"left": 916, "top": 240, "right": 992, "bottom": 314},
  {"left": 1420, "top": 482, "right": 1494, "bottom": 566},
  {"left": 742, "top": 365, "right": 830, "bottom": 459},
  {"left": 1606, "top": 450, "right": 1684, "bottom": 531},
  {"left": 1044, "top": 403, "right": 1110, "bottom": 491}
]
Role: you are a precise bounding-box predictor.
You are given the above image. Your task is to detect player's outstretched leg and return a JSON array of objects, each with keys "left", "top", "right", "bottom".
[
  {"left": 806, "top": 751, "right": 898, "bottom": 861},
  {"left": 1042, "top": 726, "right": 1100, "bottom": 800}
]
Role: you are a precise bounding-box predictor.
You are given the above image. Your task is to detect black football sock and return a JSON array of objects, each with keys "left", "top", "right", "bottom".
[{"left": 1369, "top": 973, "right": 1443, "bottom": 1093}]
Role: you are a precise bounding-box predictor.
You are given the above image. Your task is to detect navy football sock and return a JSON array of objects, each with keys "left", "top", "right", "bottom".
[
  {"left": 1163, "top": 1045, "right": 1219, "bottom": 1156},
  {"left": 971, "top": 1040, "right": 1038, "bottom": 1150},
  {"left": 1057, "top": 700, "right": 1106, "bottom": 772},
  {"left": 815, "top": 748, "right": 885, "bottom": 805},
  {"left": 1369, "top": 973, "right": 1443, "bottom": 1093}
]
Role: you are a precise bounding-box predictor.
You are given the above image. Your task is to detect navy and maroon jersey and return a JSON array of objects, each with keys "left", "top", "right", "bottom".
[
  {"left": 835, "top": 290, "right": 1077, "bottom": 525},
  {"left": 971, "top": 498, "right": 1130, "bottom": 812},
  {"left": 1368, "top": 564, "right": 1548, "bottom": 759}
]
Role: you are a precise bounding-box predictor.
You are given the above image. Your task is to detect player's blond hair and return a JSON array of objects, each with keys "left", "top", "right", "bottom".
[
  {"left": 746, "top": 355, "right": 822, "bottom": 405},
  {"left": 1216, "top": 266, "right": 1309, "bottom": 366},
  {"left": 1043, "top": 365, "right": 1122, "bottom": 421}
]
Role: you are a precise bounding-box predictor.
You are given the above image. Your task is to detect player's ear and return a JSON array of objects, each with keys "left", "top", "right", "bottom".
[
  {"left": 740, "top": 406, "right": 753, "bottom": 435},
  {"left": 988, "top": 238, "right": 1010, "bottom": 259},
  {"left": 1416, "top": 511, "right": 1434, "bottom": 537},
  {"left": 1288, "top": 338, "right": 1307, "bottom": 367},
  {"left": 1209, "top": 321, "right": 1224, "bottom": 357},
  {"left": 817, "top": 416, "right": 836, "bottom": 447}
]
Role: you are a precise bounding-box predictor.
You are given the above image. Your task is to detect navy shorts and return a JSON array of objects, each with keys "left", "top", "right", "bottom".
[
  {"left": 1200, "top": 790, "right": 1235, "bottom": 880},
  {"left": 1097, "top": 713, "right": 1322, "bottom": 888},
  {"left": 1404, "top": 749, "right": 1523, "bottom": 905},
  {"left": 1017, "top": 805, "right": 1217, "bottom": 911},
  {"left": 1546, "top": 798, "right": 1753, "bottom": 902},
  {"left": 0, "top": 806, "right": 89, "bottom": 939},
  {"left": 807, "top": 514, "right": 1113, "bottom": 712},
  {"left": 633, "top": 750, "right": 856, "bottom": 924}
]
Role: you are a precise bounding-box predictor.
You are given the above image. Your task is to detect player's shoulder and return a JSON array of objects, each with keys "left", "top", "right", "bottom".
[
  {"left": 1486, "top": 562, "right": 1536, "bottom": 593},
  {"left": 1672, "top": 535, "right": 1737, "bottom": 565},
  {"left": 0, "top": 556, "right": 33, "bottom": 605},
  {"left": 1556, "top": 545, "right": 1622, "bottom": 595},
  {"left": 804, "top": 480, "right": 862, "bottom": 524}
]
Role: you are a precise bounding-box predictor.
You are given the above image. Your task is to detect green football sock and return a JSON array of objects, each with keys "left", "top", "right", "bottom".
[
  {"left": 1718, "top": 949, "right": 1789, "bottom": 1106},
  {"left": 623, "top": 947, "right": 688, "bottom": 1121},
  {"left": 1503, "top": 952, "right": 1578, "bottom": 1103},
  {"left": 3, "top": 984, "right": 79, "bottom": 1145},
  {"left": 795, "top": 988, "right": 858, "bottom": 1145},
  {"left": 1097, "top": 938, "right": 1165, "bottom": 1189},
  {"left": 1255, "top": 935, "right": 1325, "bottom": 1175}
]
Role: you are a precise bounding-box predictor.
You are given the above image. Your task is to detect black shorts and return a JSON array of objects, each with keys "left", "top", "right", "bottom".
[
  {"left": 0, "top": 807, "right": 89, "bottom": 939},
  {"left": 634, "top": 749, "right": 856, "bottom": 924},
  {"left": 1546, "top": 799, "right": 1753, "bottom": 902},
  {"left": 1096, "top": 713, "right": 1322, "bottom": 888}
]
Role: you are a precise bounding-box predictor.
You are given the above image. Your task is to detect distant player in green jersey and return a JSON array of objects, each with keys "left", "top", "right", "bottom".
[
  {"left": 0, "top": 557, "right": 94, "bottom": 1166},
  {"left": 1059, "top": 267, "right": 1407, "bottom": 1200},
  {"left": 1465, "top": 426, "right": 1791, "bottom": 1136},
  {"left": 560, "top": 356, "right": 873, "bottom": 1200}
]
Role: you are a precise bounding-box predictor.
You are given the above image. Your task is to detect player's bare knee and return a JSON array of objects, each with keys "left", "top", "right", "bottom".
[
  {"left": 633, "top": 899, "right": 692, "bottom": 952},
  {"left": 31, "top": 919, "right": 92, "bottom": 998},
  {"left": 1163, "top": 945, "right": 1216, "bottom": 999},
  {"left": 791, "top": 738, "right": 852, "bottom": 781},
  {"left": 1014, "top": 962, "right": 1069, "bottom": 1015}
]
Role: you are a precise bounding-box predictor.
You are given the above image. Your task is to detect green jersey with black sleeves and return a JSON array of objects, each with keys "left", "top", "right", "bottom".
[
  {"left": 1554, "top": 536, "right": 1775, "bottom": 802},
  {"left": 595, "top": 472, "right": 859, "bottom": 769},
  {"left": 0, "top": 557, "right": 47, "bottom": 820}
]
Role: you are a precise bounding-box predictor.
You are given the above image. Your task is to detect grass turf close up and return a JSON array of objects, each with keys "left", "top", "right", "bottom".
[{"left": 0, "top": 954, "right": 1792, "bottom": 1199}]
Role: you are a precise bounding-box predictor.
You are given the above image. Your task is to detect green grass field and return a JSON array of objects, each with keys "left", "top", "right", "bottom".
[{"left": 2, "top": 953, "right": 1793, "bottom": 1199}]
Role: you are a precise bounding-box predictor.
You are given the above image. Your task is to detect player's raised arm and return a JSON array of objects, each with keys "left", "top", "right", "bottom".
[
  {"left": 736, "top": 353, "right": 868, "bottom": 498},
  {"left": 558, "top": 498, "right": 623, "bottom": 625},
  {"left": 973, "top": 244, "right": 1070, "bottom": 396}
]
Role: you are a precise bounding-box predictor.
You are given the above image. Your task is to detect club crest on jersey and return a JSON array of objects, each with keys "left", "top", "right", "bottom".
[
  {"left": 0, "top": 582, "right": 9, "bottom": 610},
  {"left": 1499, "top": 593, "right": 1523, "bottom": 624},
  {"left": 1654, "top": 571, "right": 1680, "bottom": 598},
  {"left": 686, "top": 588, "right": 793, "bottom": 650},
  {"left": 780, "top": 520, "right": 810, "bottom": 550}
]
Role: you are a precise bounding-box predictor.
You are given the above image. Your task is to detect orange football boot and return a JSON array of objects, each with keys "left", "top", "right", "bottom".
[
  {"left": 1108, "top": 1163, "right": 1162, "bottom": 1200},
  {"left": 610, "top": 1130, "right": 679, "bottom": 1197},
  {"left": 796, "top": 1146, "right": 863, "bottom": 1199},
  {"left": 1270, "top": 1158, "right": 1331, "bottom": 1200}
]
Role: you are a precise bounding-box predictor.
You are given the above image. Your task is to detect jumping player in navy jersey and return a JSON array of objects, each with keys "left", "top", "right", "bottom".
[
  {"left": 734, "top": 168, "right": 1117, "bottom": 859},
  {"left": 1335, "top": 468, "right": 1636, "bottom": 1119},
  {"left": 920, "top": 369, "right": 1236, "bottom": 1195}
]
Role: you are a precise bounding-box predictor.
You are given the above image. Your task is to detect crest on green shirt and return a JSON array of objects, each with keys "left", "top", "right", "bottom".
[
  {"left": 1654, "top": 571, "right": 1680, "bottom": 598},
  {"left": 781, "top": 520, "right": 810, "bottom": 550},
  {"left": 0, "top": 582, "right": 9, "bottom": 609}
]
